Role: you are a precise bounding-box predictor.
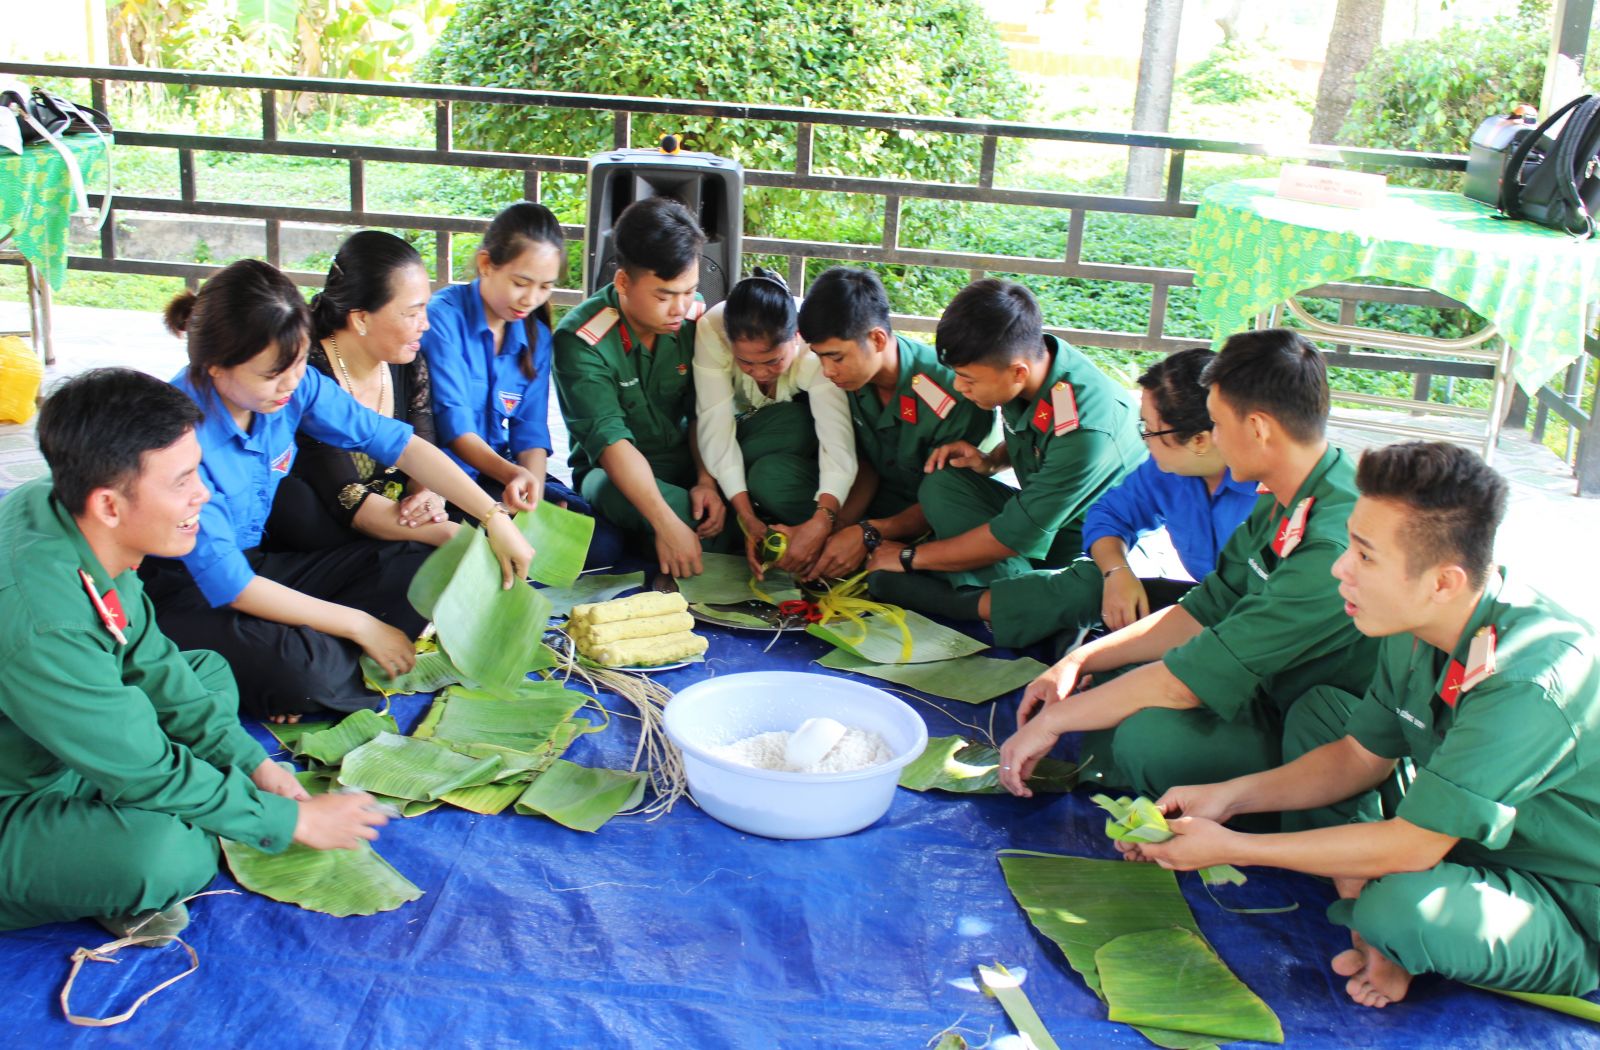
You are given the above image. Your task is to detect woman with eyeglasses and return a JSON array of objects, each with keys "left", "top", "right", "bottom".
[{"left": 1082, "top": 346, "right": 1258, "bottom": 630}]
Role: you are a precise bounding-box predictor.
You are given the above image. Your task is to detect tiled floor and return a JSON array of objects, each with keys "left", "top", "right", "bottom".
[{"left": 4, "top": 300, "right": 1596, "bottom": 626}]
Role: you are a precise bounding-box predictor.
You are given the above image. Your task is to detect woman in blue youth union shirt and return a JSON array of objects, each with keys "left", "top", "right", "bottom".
[
  {"left": 421, "top": 202, "right": 621, "bottom": 567},
  {"left": 139, "top": 259, "right": 532, "bottom": 722}
]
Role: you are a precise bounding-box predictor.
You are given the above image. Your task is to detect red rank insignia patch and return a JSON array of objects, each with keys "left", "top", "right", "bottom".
[
  {"left": 270, "top": 447, "right": 293, "bottom": 473},
  {"left": 1270, "top": 497, "right": 1314, "bottom": 557},
  {"left": 1442, "top": 626, "right": 1498, "bottom": 706},
  {"left": 899, "top": 394, "right": 918, "bottom": 424},
  {"left": 1032, "top": 399, "right": 1053, "bottom": 435},
  {"left": 79, "top": 569, "right": 129, "bottom": 645}
]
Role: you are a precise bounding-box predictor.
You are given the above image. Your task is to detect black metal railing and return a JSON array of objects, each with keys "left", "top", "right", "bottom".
[{"left": 2, "top": 61, "right": 1594, "bottom": 491}]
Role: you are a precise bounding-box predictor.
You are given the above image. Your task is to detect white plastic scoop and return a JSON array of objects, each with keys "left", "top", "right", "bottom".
[{"left": 784, "top": 716, "right": 849, "bottom": 770}]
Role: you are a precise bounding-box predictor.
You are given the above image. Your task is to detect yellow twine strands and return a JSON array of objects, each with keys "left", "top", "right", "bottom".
[
  {"left": 808, "top": 572, "right": 915, "bottom": 663},
  {"left": 742, "top": 522, "right": 916, "bottom": 662}
]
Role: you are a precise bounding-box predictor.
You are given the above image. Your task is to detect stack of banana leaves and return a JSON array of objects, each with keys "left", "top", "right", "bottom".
[{"left": 226, "top": 505, "right": 652, "bottom": 916}]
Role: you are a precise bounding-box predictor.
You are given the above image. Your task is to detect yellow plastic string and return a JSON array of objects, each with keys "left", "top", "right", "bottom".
[{"left": 811, "top": 572, "right": 915, "bottom": 663}]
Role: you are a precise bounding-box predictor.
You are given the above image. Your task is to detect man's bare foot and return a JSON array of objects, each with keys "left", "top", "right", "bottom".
[
  {"left": 1332, "top": 932, "right": 1413, "bottom": 1008},
  {"left": 266, "top": 714, "right": 302, "bottom": 725}
]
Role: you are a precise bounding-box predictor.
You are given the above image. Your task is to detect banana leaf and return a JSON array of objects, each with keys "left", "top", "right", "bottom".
[
  {"left": 1475, "top": 986, "right": 1600, "bottom": 1024},
  {"left": 220, "top": 838, "right": 423, "bottom": 917},
  {"left": 262, "top": 720, "right": 332, "bottom": 752},
  {"left": 514, "top": 760, "right": 647, "bottom": 832},
  {"left": 292, "top": 768, "right": 438, "bottom": 817},
  {"left": 405, "top": 520, "right": 477, "bottom": 619},
  {"left": 808, "top": 608, "right": 987, "bottom": 665},
  {"left": 1096, "top": 928, "right": 1283, "bottom": 1044},
  {"left": 431, "top": 526, "right": 556, "bottom": 692},
  {"left": 998, "top": 850, "right": 1277, "bottom": 1049},
  {"left": 675, "top": 552, "right": 802, "bottom": 605},
  {"left": 361, "top": 649, "right": 474, "bottom": 697},
  {"left": 450, "top": 735, "right": 582, "bottom": 780},
  {"left": 338, "top": 732, "right": 504, "bottom": 801},
  {"left": 898, "top": 736, "right": 1081, "bottom": 794},
  {"left": 440, "top": 780, "right": 530, "bottom": 815},
  {"left": 292, "top": 709, "right": 398, "bottom": 766},
  {"left": 422, "top": 688, "right": 588, "bottom": 750},
  {"left": 1092, "top": 795, "right": 1250, "bottom": 889},
  {"left": 541, "top": 571, "right": 646, "bottom": 617},
  {"left": 977, "top": 962, "right": 1063, "bottom": 1050},
  {"left": 513, "top": 501, "right": 595, "bottom": 587},
  {"left": 817, "top": 649, "right": 1046, "bottom": 703}
]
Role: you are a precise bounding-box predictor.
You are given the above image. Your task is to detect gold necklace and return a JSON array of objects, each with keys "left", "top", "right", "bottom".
[{"left": 327, "top": 334, "right": 390, "bottom": 418}]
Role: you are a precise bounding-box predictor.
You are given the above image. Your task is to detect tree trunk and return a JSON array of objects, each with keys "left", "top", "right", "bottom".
[
  {"left": 1309, "top": 0, "right": 1386, "bottom": 145},
  {"left": 1125, "top": 0, "right": 1185, "bottom": 198}
]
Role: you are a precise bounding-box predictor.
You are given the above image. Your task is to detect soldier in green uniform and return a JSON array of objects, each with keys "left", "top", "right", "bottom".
[
  {"left": 861, "top": 279, "right": 1144, "bottom": 638},
  {"left": 1126, "top": 442, "right": 1600, "bottom": 1008},
  {"left": 553, "top": 196, "right": 729, "bottom": 578},
  {"left": 795, "top": 267, "right": 995, "bottom": 580},
  {"left": 998, "top": 329, "right": 1382, "bottom": 829},
  {"left": 0, "top": 369, "right": 388, "bottom": 938}
]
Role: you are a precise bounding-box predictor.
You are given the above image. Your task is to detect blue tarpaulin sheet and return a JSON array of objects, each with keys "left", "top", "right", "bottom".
[{"left": 4, "top": 596, "right": 1599, "bottom": 1048}]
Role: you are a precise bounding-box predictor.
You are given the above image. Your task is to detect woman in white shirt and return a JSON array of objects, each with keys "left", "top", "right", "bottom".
[{"left": 694, "top": 269, "right": 856, "bottom": 577}]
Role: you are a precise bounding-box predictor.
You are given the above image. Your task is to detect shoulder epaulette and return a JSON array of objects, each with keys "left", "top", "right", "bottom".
[
  {"left": 910, "top": 373, "right": 955, "bottom": 420},
  {"left": 686, "top": 300, "right": 706, "bottom": 321},
  {"left": 574, "top": 307, "right": 621, "bottom": 346}
]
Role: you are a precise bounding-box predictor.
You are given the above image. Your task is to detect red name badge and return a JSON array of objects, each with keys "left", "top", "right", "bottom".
[{"left": 79, "top": 569, "right": 129, "bottom": 646}]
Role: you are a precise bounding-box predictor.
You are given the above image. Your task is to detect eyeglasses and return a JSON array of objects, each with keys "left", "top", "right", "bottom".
[{"left": 1138, "top": 421, "right": 1182, "bottom": 441}]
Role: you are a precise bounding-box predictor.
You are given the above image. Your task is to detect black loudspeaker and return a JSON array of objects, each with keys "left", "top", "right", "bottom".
[{"left": 583, "top": 143, "right": 744, "bottom": 304}]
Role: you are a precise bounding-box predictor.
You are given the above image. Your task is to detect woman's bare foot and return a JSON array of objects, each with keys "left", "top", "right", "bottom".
[
  {"left": 266, "top": 713, "right": 302, "bottom": 725},
  {"left": 1332, "top": 932, "right": 1413, "bottom": 1008}
]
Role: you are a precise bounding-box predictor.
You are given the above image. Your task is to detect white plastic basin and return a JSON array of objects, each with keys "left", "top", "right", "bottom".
[{"left": 663, "top": 671, "right": 929, "bottom": 840}]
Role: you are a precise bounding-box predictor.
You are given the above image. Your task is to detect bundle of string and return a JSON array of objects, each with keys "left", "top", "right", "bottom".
[
  {"left": 754, "top": 571, "right": 915, "bottom": 662},
  {"left": 549, "top": 631, "right": 687, "bottom": 818}
]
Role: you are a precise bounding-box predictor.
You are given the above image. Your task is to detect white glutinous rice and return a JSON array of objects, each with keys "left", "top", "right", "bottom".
[{"left": 714, "top": 726, "right": 892, "bottom": 773}]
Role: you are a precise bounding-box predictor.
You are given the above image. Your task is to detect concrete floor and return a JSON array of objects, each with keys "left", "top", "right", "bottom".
[{"left": 4, "top": 300, "right": 1596, "bottom": 627}]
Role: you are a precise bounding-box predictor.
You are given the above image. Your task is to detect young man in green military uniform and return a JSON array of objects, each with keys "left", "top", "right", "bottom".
[
  {"left": 553, "top": 196, "right": 728, "bottom": 578},
  {"left": 998, "top": 329, "right": 1381, "bottom": 829},
  {"left": 0, "top": 369, "right": 388, "bottom": 938},
  {"left": 1126, "top": 442, "right": 1600, "bottom": 1007},
  {"left": 861, "top": 279, "right": 1145, "bottom": 643},
  {"left": 795, "top": 267, "right": 995, "bottom": 580}
]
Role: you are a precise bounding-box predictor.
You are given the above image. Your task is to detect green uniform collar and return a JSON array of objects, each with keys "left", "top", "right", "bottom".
[
  {"left": 1273, "top": 442, "right": 1341, "bottom": 510},
  {"left": 1428, "top": 565, "right": 1508, "bottom": 700},
  {"left": 1002, "top": 335, "right": 1075, "bottom": 436},
  {"left": 856, "top": 334, "right": 944, "bottom": 432}
]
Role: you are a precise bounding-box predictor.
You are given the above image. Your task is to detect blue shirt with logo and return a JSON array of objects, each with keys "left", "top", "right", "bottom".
[
  {"left": 1081, "top": 457, "right": 1258, "bottom": 582},
  {"left": 420, "top": 279, "right": 554, "bottom": 477},
  {"left": 172, "top": 367, "right": 413, "bottom": 607}
]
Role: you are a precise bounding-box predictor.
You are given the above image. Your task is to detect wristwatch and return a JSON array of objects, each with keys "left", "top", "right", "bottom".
[
  {"left": 477, "top": 500, "right": 508, "bottom": 526},
  {"left": 900, "top": 544, "right": 918, "bottom": 572},
  {"left": 859, "top": 520, "right": 883, "bottom": 554}
]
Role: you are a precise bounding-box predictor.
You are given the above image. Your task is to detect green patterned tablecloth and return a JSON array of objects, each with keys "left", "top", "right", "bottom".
[
  {"left": 1190, "top": 178, "right": 1600, "bottom": 393},
  {"left": 0, "top": 134, "right": 109, "bottom": 291}
]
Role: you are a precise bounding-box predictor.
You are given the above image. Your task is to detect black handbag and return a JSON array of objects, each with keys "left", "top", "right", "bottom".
[
  {"left": 0, "top": 81, "right": 115, "bottom": 228},
  {"left": 1502, "top": 93, "right": 1600, "bottom": 237}
]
